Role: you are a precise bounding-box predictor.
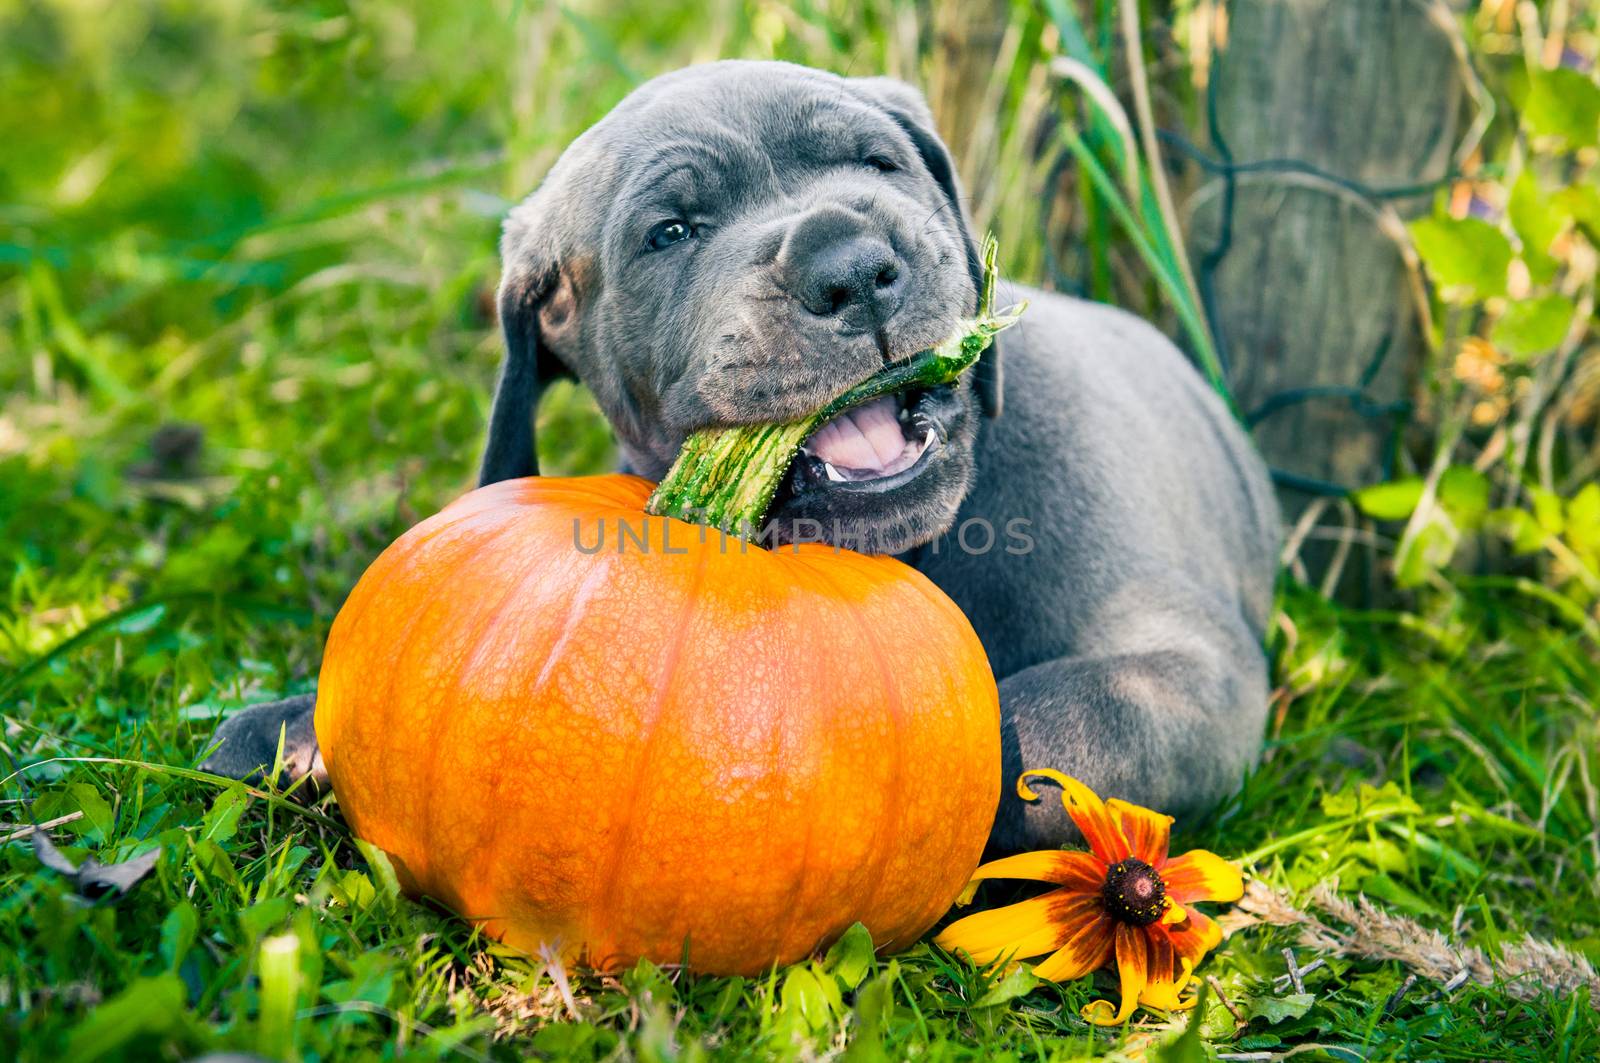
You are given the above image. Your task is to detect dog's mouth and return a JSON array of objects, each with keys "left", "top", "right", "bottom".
[{"left": 784, "top": 386, "right": 950, "bottom": 495}]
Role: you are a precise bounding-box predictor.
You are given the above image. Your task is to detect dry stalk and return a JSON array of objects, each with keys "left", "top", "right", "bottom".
[{"left": 1223, "top": 878, "right": 1600, "bottom": 1003}]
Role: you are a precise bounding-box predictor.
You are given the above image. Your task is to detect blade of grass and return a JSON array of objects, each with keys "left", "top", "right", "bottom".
[
  {"left": 0, "top": 756, "right": 346, "bottom": 834},
  {"left": 1, "top": 593, "right": 312, "bottom": 703},
  {"left": 1118, "top": 0, "right": 1205, "bottom": 316},
  {"left": 1058, "top": 125, "right": 1230, "bottom": 401}
]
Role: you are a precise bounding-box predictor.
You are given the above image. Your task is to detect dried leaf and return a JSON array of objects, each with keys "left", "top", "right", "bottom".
[
  {"left": 32, "top": 831, "right": 80, "bottom": 875},
  {"left": 32, "top": 831, "right": 160, "bottom": 902},
  {"left": 77, "top": 847, "right": 161, "bottom": 900}
]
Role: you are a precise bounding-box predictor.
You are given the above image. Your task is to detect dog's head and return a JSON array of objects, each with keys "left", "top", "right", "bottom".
[{"left": 481, "top": 60, "right": 997, "bottom": 554}]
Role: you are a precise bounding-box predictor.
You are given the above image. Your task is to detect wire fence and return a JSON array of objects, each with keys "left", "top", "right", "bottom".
[{"left": 1042, "top": 0, "right": 1487, "bottom": 500}]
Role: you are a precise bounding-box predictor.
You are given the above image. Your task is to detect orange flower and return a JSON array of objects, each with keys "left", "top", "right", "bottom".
[{"left": 934, "top": 769, "right": 1244, "bottom": 1026}]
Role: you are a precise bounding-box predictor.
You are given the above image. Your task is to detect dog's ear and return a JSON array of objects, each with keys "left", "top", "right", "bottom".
[
  {"left": 479, "top": 204, "right": 573, "bottom": 486},
  {"left": 851, "top": 77, "right": 1000, "bottom": 418}
]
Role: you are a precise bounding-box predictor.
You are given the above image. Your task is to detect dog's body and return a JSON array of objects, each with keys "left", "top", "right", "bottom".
[
  {"left": 916, "top": 283, "right": 1277, "bottom": 846},
  {"left": 205, "top": 61, "right": 1278, "bottom": 849}
]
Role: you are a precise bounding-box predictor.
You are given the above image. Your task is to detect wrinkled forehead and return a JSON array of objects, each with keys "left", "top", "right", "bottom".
[{"left": 594, "top": 71, "right": 904, "bottom": 206}]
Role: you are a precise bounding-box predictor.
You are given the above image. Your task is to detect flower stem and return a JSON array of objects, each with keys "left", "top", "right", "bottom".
[{"left": 645, "top": 235, "right": 1025, "bottom": 538}]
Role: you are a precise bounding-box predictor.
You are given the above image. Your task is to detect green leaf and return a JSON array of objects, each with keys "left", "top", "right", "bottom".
[
  {"left": 34, "top": 783, "right": 116, "bottom": 842},
  {"left": 68, "top": 783, "right": 116, "bottom": 841},
  {"left": 112, "top": 603, "right": 167, "bottom": 635},
  {"left": 1240, "top": 1034, "right": 1284, "bottom": 1049},
  {"left": 1347, "top": 836, "right": 1410, "bottom": 874},
  {"left": 322, "top": 951, "right": 399, "bottom": 1008},
  {"left": 1409, "top": 217, "right": 1511, "bottom": 299},
  {"left": 1438, "top": 466, "right": 1491, "bottom": 527},
  {"left": 1245, "top": 991, "right": 1317, "bottom": 1025},
  {"left": 1559, "top": 183, "right": 1600, "bottom": 239},
  {"left": 1533, "top": 487, "right": 1565, "bottom": 535},
  {"left": 189, "top": 838, "right": 241, "bottom": 889},
  {"left": 1397, "top": 521, "right": 1456, "bottom": 588},
  {"left": 844, "top": 966, "right": 897, "bottom": 1063},
  {"left": 1360, "top": 872, "right": 1437, "bottom": 916},
  {"left": 237, "top": 896, "right": 291, "bottom": 939},
  {"left": 622, "top": 958, "right": 675, "bottom": 1006},
  {"left": 200, "top": 787, "right": 246, "bottom": 843},
  {"left": 1155, "top": 981, "right": 1209, "bottom": 1062},
  {"left": 779, "top": 966, "right": 837, "bottom": 1031},
  {"left": 1353, "top": 477, "right": 1424, "bottom": 521},
  {"left": 531, "top": 1022, "right": 618, "bottom": 1057},
  {"left": 332, "top": 870, "right": 377, "bottom": 910},
  {"left": 1523, "top": 68, "right": 1600, "bottom": 147},
  {"left": 354, "top": 838, "right": 402, "bottom": 899},
  {"left": 1490, "top": 507, "right": 1546, "bottom": 554},
  {"left": 1492, "top": 295, "right": 1576, "bottom": 359},
  {"left": 1509, "top": 169, "right": 1566, "bottom": 276},
  {"left": 824, "top": 922, "right": 875, "bottom": 990},
  {"left": 974, "top": 963, "right": 1039, "bottom": 1008},
  {"left": 160, "top": 900, "right": 198, "bottom": 970},
  {"left": 703, "top": 976, "right": 745, "bottom": 1025},
  {"left": 66, "top": 973, "right": 188, "bottom": 1061},
  {"left": 1321, "top": 781, "right": 1422, "bottom": 819},
  {"left": 1566, "top": 483, "right": 1600, "bottom": 557}
]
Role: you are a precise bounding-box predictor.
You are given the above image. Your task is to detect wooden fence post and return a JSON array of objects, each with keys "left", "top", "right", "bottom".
[{"left": 1187, "top": 0, "right": 1469, "bottom": 588}]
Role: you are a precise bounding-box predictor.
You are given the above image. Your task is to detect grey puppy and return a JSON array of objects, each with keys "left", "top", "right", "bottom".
[{"left": 204, "top": 61, "right": 1279, "bottom": 850}]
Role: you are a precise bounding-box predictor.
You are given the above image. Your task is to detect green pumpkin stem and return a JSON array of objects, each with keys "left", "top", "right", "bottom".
[{"left": 645, "top": 234, "right": 1025, "bottom": 538}]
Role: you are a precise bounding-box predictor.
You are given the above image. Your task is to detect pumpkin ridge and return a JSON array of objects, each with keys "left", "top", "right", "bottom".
[
  {"left": 420, "top": 515, "right": 571, "bottom": 921},
  {"left": 759, "top": 559, "right": 818, "bottom": 964},
  {"left": 894, "top": 561, "right": 1002, "bottom": 939},
  {"left": 322, "top": 504, "right": 512, "bottom": 701},
  {"left": 501, "top": 543, "right": 623, "bottom": 953},
  {"left": 402, "top": 489, "right": 538, "bottom": 554},
  {"left": 792, "top": 555, "right": 909, "bottom": 953},
  {"left": 517, "top": 475, "right": 646, "bottom": 509},
  {"left": 325, "top": 513, "right": 517, "bottom": 853},
  {"left": 529, "top": 546, "right": 621, "bottom": 693},
  {"left": 586, "top": 541, "right": 711, "bottom": 964}
]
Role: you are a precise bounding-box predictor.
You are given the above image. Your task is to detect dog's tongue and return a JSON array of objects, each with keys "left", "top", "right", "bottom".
[{"left": 801, "top": 395, "right": 911, "bottom": 474}]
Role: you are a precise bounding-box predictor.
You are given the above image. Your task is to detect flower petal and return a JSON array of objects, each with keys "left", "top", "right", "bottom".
[
  {"left": 1137, "top": 918, "right": 1208, "bottom": 1014},
  {"left": 1107, "top": 798, "right": 1173, "bottom": 866},
  {"left": 1138, "top": 975, "right": 1198, "bottom": 1012},
  {"left": 1141, "top": 927, "right": 1181, "bottom": 990},
  {"left": 1081, "top": 923, "right": 1150, "bottom": 1026},
  {"left": 1155, "top": 906, "right": 1223, "bottom": 972},
  {"left": 1162, "top": 849, "right": 1244, "bottom": 904},
  {"left": 1018, "top": 769, "right": 1130, "bottom": 864},
  {"left": 1030, "top": 908, "right": 1116, "bottom": 982},
  {"left": 954, "top": 850, "right": 1107, "bottom": 905},
  {"left": 934, "top": 890, "right": 1098, "bottom": 965}
]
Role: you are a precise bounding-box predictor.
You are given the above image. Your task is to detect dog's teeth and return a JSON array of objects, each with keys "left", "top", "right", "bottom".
[
  {"left": 923, "top": 428, "right": 937, "bottom": 449},
  {"left": 824, "top": 462, "right": 846, "bottom": 482}
]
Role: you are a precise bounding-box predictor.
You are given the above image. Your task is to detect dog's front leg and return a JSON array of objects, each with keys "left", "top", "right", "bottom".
[
  {"left": 199, "top": 692, "right": 326, "bottom": 794},
  {"left": 985, "top": 624, "right": 1269, "bottom": 853}
]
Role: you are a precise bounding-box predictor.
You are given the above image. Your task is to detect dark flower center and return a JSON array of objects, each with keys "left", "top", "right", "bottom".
[{"left": 1101, "top": 858, "right": 1167, "bottom": 927}]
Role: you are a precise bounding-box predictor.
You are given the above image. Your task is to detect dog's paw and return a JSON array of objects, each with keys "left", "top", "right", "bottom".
[{"left": 199, "top": 692, "right": 327, "bottom": 798}]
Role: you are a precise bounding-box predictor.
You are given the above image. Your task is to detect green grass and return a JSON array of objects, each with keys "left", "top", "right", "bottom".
[{"left": 2, "top": 1, "right": 1597, "bottom": 1059}]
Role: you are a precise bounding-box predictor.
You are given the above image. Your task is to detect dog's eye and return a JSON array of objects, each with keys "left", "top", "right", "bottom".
[
  {"left": 864, "top": 156, "right": 898, "bottom": 173},
  {"left": 646, "top": 220, "right": 694, "bottom": 251}
]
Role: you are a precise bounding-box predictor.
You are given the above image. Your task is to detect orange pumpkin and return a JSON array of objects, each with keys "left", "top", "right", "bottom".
[{"left": 314, "top": 474, "right": 1001, "bottom": 975}]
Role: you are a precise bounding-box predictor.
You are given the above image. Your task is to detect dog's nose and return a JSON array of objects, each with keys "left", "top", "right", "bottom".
[{"left": 782, "top": 208, "right": 907, "bottom": 328}]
